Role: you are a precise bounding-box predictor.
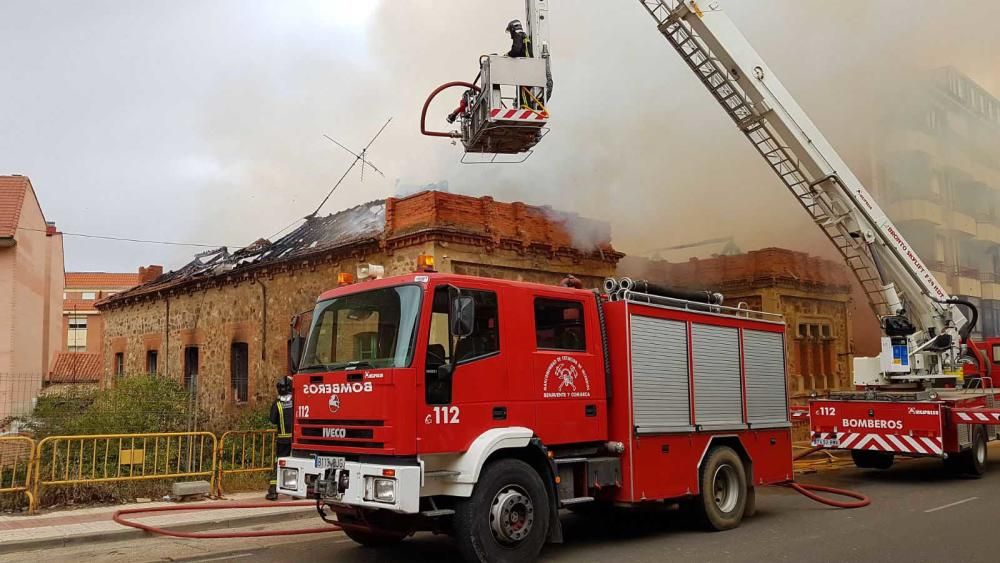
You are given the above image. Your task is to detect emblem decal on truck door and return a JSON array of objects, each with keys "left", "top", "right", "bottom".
[
  {"left": 543, "top": 356, "right": 591, "bottom": 398},
  {"left": 328, "top": 394, "right": 341, "bottom": 414}
]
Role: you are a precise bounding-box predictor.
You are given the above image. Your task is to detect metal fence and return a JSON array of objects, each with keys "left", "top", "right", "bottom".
[
  {"left": 216, "top": 429, "right": 277, "bottom": 495},
  {"left": 0, "top": 436, "right": 37, "bottom": 511},
  {"left": 33, "top": 432, "right": 218, "bottom": 501}
]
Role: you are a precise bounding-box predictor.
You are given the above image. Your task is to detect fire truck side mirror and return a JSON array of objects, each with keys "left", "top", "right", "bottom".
[
  {"left": 288, "top": 334, "right": 304, "bottom": 375},
  {"left": 450, "top": 295, "right": 475, "bottom": 338}
]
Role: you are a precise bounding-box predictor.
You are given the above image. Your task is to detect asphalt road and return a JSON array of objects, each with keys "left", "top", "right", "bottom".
[{"left": 6, "top": 446, "right": 1000, "bottom": 563}]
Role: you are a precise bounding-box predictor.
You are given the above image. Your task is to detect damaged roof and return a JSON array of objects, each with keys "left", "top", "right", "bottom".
[{"left": 102, "top": 200, "right": 386, "bottom": 304}]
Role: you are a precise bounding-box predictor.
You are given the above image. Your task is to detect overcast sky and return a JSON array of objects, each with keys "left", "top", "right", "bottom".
[{"left": 2, "top": 1, "right": 998, "bottom": 272}]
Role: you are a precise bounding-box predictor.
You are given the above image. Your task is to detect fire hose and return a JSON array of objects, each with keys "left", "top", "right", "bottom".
[
  {"left": 420, "top": 81, "right": 481, "bottom": 138},
  {"left": 773, "top": 445, "right": 870, "bottom": 509},
  {"left": 115, "top": 445, "right": 866, "bottom": 539},
  {"left": 113, "top": 501, "right": 341, "bottom": 539}
]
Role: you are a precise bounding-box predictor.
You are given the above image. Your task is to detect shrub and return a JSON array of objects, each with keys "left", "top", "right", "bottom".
[{"left": 16, "top": 375, "right": 198, "bottom": 438}]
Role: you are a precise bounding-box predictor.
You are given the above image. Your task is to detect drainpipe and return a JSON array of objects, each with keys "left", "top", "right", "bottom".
[
  {"left": 259, "top": 279, "right": 268, "bottom": 362},
  {"left": 165, "top": 295, "right": 170, "bottom": 377}
]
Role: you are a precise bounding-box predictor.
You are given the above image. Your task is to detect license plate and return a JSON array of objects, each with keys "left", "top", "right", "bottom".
[
  {"left": 814, "top": 438, "right": 840, "bottom": 448},
  {"left": 314, "top": 455, "right": 345, "bottom": 470}
]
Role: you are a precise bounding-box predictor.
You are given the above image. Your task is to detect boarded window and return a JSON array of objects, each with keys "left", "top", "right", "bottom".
[
  {"left": 146, "top": 350, "right": 158, "bottom": 374},
  {"left": 231, "top": 343, "right": 249, "bottom": 403},
  {"left": 184, "top": 347, "right": 199, "bottom": 391},
  {"left": 534, "top": 298, "right": 586, "bottom": 351},
  {"left": 68, "top": 315, "right": 88, "bottom": 349}
]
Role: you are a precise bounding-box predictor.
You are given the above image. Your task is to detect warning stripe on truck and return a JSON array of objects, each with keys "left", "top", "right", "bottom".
[
  {"left": 489, "top": 108, "right": 547, "bottom": 121},
  {"left": 953, "top": 410, "right": 1000, "bottom": 424},
  {"left": 813, "top": 432, "right": 943, "bottom": 455}
]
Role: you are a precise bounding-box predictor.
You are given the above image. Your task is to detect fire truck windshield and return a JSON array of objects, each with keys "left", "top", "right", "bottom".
[{"left": 299, "top": 285, "right": 422, "bottom": 372}]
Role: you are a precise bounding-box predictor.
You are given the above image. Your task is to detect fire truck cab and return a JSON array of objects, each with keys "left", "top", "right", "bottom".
[{"left": 277, "top": 271, "right": 792, "bottom": 561}]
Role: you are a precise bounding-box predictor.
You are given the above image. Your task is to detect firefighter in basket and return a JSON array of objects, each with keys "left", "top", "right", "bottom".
[{"left": 266, "top": 376, "right": 294, "bottom": 501}]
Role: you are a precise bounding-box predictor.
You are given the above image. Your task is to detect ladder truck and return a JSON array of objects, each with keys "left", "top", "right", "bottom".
[{"left": 427, "top": 0, "right": 1000, "bottom": 475}]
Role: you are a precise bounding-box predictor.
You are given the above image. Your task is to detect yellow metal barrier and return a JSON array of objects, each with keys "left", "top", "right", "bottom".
[
  {"left": 215, "top": 429, "right": 276, "bottom": 495},
  {"left": 32, "top": 432, "right": 217, "bottom": 501},
  {"left": 0, "top": 436, "right": 36, "bottom": 512}
]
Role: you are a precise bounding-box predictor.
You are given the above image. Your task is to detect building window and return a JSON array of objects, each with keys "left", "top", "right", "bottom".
[
  {"left": 67, "top": 315, "right": 88, "bottom": 349},
  {"left": 231, "top": 342, "right": 249, "bottom": 403},
  {"left": 184, "top": 346, "right": 199, "bottom": 391},
  {"left": 353, "top": 332, "right": 378, "bottom": 360},
  {"left": 534, "top": 298, "right": 586, "bottom": 351},
  {"left": 115, "top": 352, "right": 125, "bottom": 377},
  {"left": 146, "top": 350, "right": 158, "bottom": 374},
  {"left": 82, "top": 291, "right": 97, "bottom": 300}
]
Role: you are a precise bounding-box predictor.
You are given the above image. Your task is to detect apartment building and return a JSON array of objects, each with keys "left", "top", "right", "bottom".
[{"left": 872, "top": 67, "right": 1000, "bottom": 338}]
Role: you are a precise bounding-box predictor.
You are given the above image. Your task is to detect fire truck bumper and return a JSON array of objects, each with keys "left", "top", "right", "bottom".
[{"left": 277, "top": 456, "right": 421, "bottom": 514}]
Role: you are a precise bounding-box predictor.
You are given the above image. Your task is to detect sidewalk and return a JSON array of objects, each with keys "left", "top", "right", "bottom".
[{"left": 0, "top": 492, "right": 319, "bottom": 555}]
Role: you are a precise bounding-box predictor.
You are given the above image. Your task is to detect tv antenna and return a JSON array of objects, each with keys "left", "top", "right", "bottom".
[{"left": 307, "top": 117, "right": 392, "bottom": 219}]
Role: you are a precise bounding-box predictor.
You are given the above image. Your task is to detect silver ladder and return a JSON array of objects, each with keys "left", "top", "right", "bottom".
[{"left": 638, "top": 0, "right": 890, "bottom": 317}]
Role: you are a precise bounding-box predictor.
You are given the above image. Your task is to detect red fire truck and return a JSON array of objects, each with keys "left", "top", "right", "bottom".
[{"left": 277, "top": 271, "right": 793, "bottom": 561}]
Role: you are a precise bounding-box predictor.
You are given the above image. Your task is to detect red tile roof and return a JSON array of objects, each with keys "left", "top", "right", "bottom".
[
  {"left": 0, "top": 176, "right": 30, "bottom": 239},
  {"left": 65, "top": 272, "right": 141, "bottom": 289},
  {"left": 63, "top": 298, "right": 98, "bottom": 312},
  {"left": 49, "top": 352, "right": 102, "bottom": 383}
]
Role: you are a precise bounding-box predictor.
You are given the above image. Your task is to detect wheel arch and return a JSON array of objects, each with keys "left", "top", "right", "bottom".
[{"left": 697, "top": 435, "right": 754, "bottom": 490}]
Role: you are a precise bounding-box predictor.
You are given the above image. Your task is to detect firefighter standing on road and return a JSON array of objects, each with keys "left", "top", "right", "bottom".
[{"left": 266, "top": 377, "right": 294, "bottom": 501}]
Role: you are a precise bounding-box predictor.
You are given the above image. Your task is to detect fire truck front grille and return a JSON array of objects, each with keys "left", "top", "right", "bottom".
[
  {"left": 296, "top": 418, "right": 387, "bottom": 450},
  {"left": 300, "top": 427, "right": 374, "bottom": 439},
  {"left": 298, "top": 439, "right": 384, "bottom": 449}
]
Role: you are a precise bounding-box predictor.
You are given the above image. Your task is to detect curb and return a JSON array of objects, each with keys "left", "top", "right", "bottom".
[{"left": 0, "top": 505, "right": 322, "bottom": 555}]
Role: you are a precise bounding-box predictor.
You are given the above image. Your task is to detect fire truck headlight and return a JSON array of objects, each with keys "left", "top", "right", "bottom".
[
  {"left": 370, "top": 477, "right": 396, "bottom": 503},
  {"left": 280, "top": 468, "right": 299, "bottom": 489}
]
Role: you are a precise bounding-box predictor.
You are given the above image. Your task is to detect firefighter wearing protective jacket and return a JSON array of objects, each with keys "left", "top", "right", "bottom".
[
  {"left": 506, "top": 19, "right": 531, "bottom": 58},
  {"left": 266, "top": 377, "right": 293, "bottom": 501}
]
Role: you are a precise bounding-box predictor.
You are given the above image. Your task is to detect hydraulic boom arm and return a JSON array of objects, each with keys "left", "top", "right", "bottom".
[{"left": 637, "top": 0, "right": 973, "bottom": 381}]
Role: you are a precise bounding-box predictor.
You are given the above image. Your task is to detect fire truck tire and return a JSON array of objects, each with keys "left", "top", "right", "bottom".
[
  {"left": 851, "top": 450, "right": 894, "bottom": 470},
  {"left": 744, "top": 485, "right": 757, "bottom": 518},
  {"left": 454, "top": 458, "right": 550, "bottom": 563},
  {"left": 341, "top": 525, "right": 407, "bottom": 547},
  {"left": 695, "top": 446, "right": 747, "bottom": 531},
  {"left": 337, "top": 512, "right": 407, "bottom": 547},
  {"left": 953, "top": 427, "right": 988, "bottom": 477}
]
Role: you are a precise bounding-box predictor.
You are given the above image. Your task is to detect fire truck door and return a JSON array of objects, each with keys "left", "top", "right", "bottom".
[
  {"left": 531, "top": 296, "right": 604, "bottom": 444},
  {"left": 419, "top": 284, "right": 508, "bottom": 454}
]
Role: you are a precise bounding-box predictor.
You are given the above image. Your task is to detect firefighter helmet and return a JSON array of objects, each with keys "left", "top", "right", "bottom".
[
  {"left": 276, "top": 376, "right": 293, "bottom": 395},
  {"left": 506, "top": 19, "right": 524, "bottom": 34}
]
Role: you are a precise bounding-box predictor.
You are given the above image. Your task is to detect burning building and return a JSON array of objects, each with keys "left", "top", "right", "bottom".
[{"left": 96, "top": 190, "right": 621, "bottom": 427}]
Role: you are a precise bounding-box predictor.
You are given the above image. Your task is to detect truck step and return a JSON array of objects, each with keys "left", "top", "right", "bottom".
[
  {"left": 420, "top": 508, "right": 456, "bottom": 518},
  {"left": 424, "top": 470, "right": 460, "bottom": 479},
  {"left": 560, "top": 497, "right": 595, "bottom": 506},
  {"left": 554, "top": 457, "right": 589, "bottom": 464}
]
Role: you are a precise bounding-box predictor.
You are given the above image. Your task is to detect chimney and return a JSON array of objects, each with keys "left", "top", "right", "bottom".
[
  {"left": 45, "top": 221, "right": 57, "bottom": 236},
  {"left": 138, "top": 265, "right": 164, "bottom": 284}
]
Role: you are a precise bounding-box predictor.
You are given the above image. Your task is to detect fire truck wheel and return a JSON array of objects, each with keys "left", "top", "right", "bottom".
[
  {"left": 956, "top": 427, "right": 988, "bottom": 477},
  {"left": 744, "top": 485, "right": 757, "bottom": 518},
  {"left": 454, "top": 458, "right": 550, "bottom": 563},
  {"left": 337, "top": 511, "right": 407, "bottom": 547},
  {"left": 695, "top": 446, "right": 748, "bottom": 531},
  {"left": 851, "top": 450, "right": 894, "bottom": 470}
]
